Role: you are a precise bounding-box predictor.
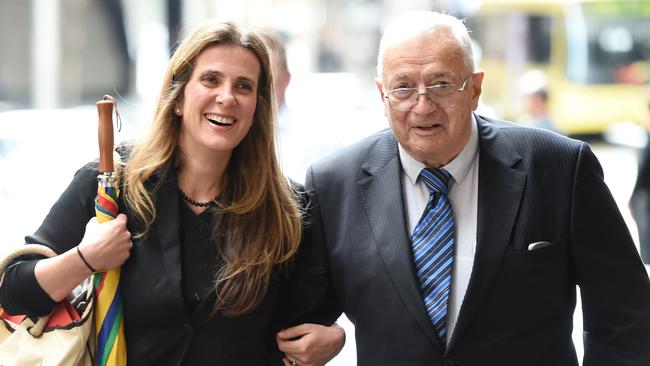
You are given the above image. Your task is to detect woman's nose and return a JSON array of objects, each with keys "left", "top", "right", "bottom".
[{"left": 215, "top": 87, "right": 236, "bottom": 106}]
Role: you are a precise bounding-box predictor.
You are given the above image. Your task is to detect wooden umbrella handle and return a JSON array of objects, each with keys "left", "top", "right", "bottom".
[{"left": 97, "top": 96, "right": 114, "bottom": 173}]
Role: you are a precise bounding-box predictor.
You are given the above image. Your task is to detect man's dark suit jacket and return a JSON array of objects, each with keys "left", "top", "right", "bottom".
[{"left": 304, "top": 115, "right": 650, "bottom": 366}]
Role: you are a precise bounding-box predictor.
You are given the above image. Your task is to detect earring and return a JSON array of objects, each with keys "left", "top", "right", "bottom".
[{"left": 175, "top": 108, "right": 181, "bottom": 115}]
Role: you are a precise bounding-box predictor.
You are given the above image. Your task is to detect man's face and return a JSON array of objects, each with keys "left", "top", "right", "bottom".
[{"left": 376, "top": 29, "right": 484, "bottom": 167}]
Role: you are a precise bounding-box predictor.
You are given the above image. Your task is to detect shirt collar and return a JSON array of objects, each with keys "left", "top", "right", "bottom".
[{"left": 399, "top": 114, "right": 479, "bottom": 186}]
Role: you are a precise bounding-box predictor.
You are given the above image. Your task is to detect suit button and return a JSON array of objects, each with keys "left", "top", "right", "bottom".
[
  {"left": 184, "top": 324, "right": 194, "bottom": 334},
  {"left": 443, "top": 359, "right": 454, "bottom": 366}
]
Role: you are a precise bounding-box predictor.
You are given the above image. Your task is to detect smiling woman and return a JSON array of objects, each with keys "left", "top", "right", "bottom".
[
  {"left": 0, "top": 19, "right": 344, "bottom": 365},
  {"left": 175, "top": 45, "right": 259, "bottom": 166}
]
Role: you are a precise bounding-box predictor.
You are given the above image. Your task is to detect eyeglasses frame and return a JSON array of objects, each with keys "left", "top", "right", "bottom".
[{"left": 383, "top": 74, "right": 474, "bottom": 111}]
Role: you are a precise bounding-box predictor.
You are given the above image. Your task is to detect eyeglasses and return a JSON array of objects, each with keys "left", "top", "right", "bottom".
[{"left": 384, "top": 76, "right": 472, "bottom": 111}]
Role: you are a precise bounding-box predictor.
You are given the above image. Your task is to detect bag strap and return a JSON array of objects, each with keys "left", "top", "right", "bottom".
[
  {"left": 0, "top": 244, "right": 57, "bottom": 281},
  {"left": 0, "top": 244, "right": 59, "bottom": 336}
]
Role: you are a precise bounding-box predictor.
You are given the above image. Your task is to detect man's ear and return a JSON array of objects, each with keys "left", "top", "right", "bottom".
[
  {"left": 470, "top": 72, "right": 485, "bottom": 111},
  {"left": 375, "top": 78, "right": 389, "bottom": 117},
  {"left": 375, "top": 78, "right": 385, "bottom": 101}
]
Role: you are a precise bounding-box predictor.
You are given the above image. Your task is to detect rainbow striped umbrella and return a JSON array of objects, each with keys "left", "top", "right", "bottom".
[{"left": 94, "top": 96, "right": 127, "bottom": 366}]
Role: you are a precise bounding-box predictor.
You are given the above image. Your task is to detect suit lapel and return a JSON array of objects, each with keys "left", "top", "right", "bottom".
[
  {"left": 449, "top": 116, "right": 526, "bottom": 347},
  {"left": 358, "top": 132, "right": 444, "bottom": 350}
]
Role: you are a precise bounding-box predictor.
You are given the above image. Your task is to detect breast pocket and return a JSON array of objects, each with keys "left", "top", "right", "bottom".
[{"left": 513, "top": 239, "right": 567, "bottom": 272}]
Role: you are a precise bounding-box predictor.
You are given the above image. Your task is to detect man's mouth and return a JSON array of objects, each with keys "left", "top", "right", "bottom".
[
  {"left": 416, "top": 123, "right": 440, "bottom": 129},
  {"left": 205, "top": 113, "right": 235, "bottom": 126}
]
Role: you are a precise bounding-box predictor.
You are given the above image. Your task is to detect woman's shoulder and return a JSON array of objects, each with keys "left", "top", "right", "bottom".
[
  {"left": 73, "top": 141, "right": 135, "bottom": 177},
  {"left": 116, "top": 141, "right": 135, "bottom": 162},
  {"left": 286, "top": 177, "right": 308, "bottom": 209}
]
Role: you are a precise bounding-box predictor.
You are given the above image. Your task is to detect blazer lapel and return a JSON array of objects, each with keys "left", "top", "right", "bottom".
[
  {"left": 358, "top": 132, "right": 444, "bottom": 350},
  {"left": 449, "top": 116, "right": 526, "bottom": 347},
  {"left": 153, "top": 172, "right": 187, "bottom": 313}
]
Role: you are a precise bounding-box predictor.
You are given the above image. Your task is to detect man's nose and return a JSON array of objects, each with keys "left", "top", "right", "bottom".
[{"left": 412, "top": 91, "right": 437, "bottom": 114}]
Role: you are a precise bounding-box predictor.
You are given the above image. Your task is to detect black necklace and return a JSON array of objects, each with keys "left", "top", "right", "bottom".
[{"left": 179, "top": 189, "right": 219, "bottom": 208}]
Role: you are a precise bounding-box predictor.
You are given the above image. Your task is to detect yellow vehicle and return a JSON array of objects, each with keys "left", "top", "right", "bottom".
[{"left": 469, "top": 0, "right": 650, "bottom": 135}]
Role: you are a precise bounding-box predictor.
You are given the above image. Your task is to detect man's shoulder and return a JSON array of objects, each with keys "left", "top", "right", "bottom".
[
  {"left": 477, "top": 115, "right": 583, "bottom": 153},
  {"left": 310, "top": 129, "right": 395, "bottom": 174}
]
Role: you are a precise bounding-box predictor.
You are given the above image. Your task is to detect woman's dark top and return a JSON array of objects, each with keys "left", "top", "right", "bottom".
[
  {"left": 0, "top": 161, "right": 334, "bottom": 366},
  {"left": 179, "top": 203, "right": 218, "bottom": 315}
]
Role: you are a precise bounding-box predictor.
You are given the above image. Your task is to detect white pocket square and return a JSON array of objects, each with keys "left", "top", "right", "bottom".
[{"left": 527, "top": 241, "right": 552, "bottom": 251}]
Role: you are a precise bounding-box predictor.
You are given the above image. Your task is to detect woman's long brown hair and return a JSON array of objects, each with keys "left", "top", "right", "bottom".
[{"left": 122, "top": 20, "right": 302, "bottom": 316}]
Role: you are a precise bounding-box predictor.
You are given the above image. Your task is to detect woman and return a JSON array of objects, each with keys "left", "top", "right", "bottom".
[{"left": 0, "top": 20, "right": 342, "bottom": 365}]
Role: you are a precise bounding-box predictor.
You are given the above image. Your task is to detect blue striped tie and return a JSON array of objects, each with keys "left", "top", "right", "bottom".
[{"left": 411, "top": 167, "right": 455, "bottom": 345}]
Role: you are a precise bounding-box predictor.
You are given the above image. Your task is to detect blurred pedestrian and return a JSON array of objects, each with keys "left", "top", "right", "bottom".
[
  {"left": 261, "top": 29, "right": 349, "bottom": 366},
  {"left": 261, "top": 31, "right": 291, "bottom": 113},
  {"left": 518, "top": 69, "right": 557, "bottom": 132},
  {"left": 630, "top": 84, "right": 650, "bottom": 264},
  {"left": 261, "top": 30, "right": 319, "bottom": 183}
]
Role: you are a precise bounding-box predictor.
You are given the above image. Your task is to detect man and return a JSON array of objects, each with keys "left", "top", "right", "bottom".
[
  {"left": 259, "top": 30, "right": 348, "bottom": 366},
  {"left": 300, "top": 11, "right": 650, "bottom": 365},
  {"left": 261, "top": 30, "right": 309, "bottom": 182},
  {"left": 630, "top": 85, "right": 650, "bottom": 264},
  {"left": 518, "top": 69, "right": 557, "bottom": 132},
  {"left": 261, "top": 30, "right": 291, "bottom": 111}
]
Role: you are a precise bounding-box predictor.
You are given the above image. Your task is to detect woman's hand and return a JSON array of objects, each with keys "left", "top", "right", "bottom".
[
  {"left": 78, "top": 213, "right": 132, "bottom": 271},
  {"left": 34, "top": 214, "right": 132, "bottom": 302},
  {"left": 277, "top": 323, "right": 345, "bottom": 366}
]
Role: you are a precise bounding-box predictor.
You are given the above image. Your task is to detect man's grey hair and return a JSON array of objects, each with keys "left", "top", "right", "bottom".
[{"left": 376, "top": 11, "right": 476, "bottom": 80}]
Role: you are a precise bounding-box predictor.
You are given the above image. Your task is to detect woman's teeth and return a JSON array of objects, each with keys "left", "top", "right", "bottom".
[{"left": 206, "top": 114, "right": 234, "bottom": 126}]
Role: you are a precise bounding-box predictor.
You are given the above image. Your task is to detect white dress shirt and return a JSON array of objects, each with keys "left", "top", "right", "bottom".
[{"left": 399, "top": 115, "right": 479, "bottom": 342}]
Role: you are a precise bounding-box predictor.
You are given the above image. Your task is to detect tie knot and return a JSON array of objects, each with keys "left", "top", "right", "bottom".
[{"left": 419, "top": 168, "right": 451, "bottom": 195}]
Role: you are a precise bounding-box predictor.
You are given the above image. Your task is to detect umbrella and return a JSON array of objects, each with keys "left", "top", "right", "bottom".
[{"left": 94, "top": 95, "right": 127, "bottom": 366}]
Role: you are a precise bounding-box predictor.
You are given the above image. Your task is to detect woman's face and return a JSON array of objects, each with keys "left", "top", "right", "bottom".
[{"left": 177, "top": 44, "right": 261, "bottom": 159}]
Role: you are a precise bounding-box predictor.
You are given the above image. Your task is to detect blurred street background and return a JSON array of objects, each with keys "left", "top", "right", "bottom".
[{"left": 1, "top": 0, "right": 650, "bottom": 364}]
